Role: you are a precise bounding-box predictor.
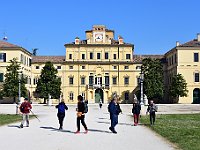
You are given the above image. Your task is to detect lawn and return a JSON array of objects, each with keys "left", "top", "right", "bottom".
[
  {"left": 0, "top": 114, "right": 26, "bottom": 126},
  {"left": 140, "top": 114, "right": 200, "bottom": 150}
]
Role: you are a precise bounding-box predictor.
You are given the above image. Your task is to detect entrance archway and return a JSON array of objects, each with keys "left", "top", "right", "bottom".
[
  {"left": 95, "top": 89, "right": 104, "bottom": 103},
  {"left": 193, "top": 88, "right": 200, "bottom": 104}
]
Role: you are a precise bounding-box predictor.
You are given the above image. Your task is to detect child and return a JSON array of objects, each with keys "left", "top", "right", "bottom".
[{"left": 132, "top": 101, "right": 141, "bottom": 126}]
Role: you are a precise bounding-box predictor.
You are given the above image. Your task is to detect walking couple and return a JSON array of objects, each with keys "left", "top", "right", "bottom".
[{"left": 56, "top": 95, "right": 88, "bottom": 134}]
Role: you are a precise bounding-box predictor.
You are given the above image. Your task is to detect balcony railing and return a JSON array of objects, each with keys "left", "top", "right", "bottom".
[{"left": 87, "top": 84, "right": 110, "bottom": 90}]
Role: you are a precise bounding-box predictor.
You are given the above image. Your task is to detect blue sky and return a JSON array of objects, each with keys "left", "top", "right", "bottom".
[{"left": 0, "top": 0, "right": 200, "bottom": 56}]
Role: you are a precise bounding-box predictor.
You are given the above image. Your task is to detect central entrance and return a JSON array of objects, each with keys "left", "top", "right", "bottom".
[
  {"left": 95, "top": 88, "right": 104, "bottom": 103},
  {"left": 193, "top": 88, "right": 200, "bottom": 104}
]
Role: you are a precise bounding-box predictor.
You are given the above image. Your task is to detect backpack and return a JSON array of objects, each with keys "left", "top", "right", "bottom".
[
  {"left": 58, "top": 104, "right": 65, "bottom": 113},
  {"left": 84, "top": 102, "right": 88, "bottom": 113}
]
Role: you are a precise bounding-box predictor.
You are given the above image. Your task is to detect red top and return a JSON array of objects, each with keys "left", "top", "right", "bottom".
[{"left": 20, "top": 102, "right": 32, "bottom": 114}]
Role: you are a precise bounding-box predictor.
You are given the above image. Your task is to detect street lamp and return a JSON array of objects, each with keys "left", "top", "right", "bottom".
[
  {"left": 140, "top": 72, "right": 144, "bottom": 105},
  {"left": 16, "top": 71, "right": 22, "bottom": 114}
]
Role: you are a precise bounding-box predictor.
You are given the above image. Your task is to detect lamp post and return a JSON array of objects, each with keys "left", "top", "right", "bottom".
[
  {"left": 140, "top": 72, "right": 144, "bottom": 105},
  {"left": 16, "top": 71, "right": 22, "bottom": 114}
]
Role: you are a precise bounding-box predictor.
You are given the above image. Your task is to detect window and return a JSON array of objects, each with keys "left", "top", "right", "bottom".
[
  {"left": 97, "top": 53, "right": 101, "bottom": 59},
  {"left": 105, "top": 76, "right": 109, "bottom": 86},
  {"left": 89, "top": 76, "right": 94, "bottom": 85},
  {"left": 113, "top": 66, "right": 117, "bottom": 69},
  {"left": 124, "top": 77, "right": 129, "bottom": 85},
  {"left": 113, "top": 54, "right": 117, "bottom": 59},
  {"left": 69, "top": 92, "right": 74, "bottom": 101},
  {"left": 69, "top": 54, "right": 72, "bottom": 59},
  {"left": 194, "top": 53, "right": 199, "bottom": 62},
  {"left": 125, "top": 92, "right": 129, "bottom": 100},
  {"left": 36, "top": 66, "right": 40, "bottom": 69},
  {"left": 175, "top": 54, "right": 177, "bottom": 64},
  {"left": 57, "top": 66, "right": 61, "bottom": 69},
  {"left": 126, "top": 54, "right": 131, "bottom": 59},
  {"left": 172, "top": 55, "right": 174, "bottom": 65},
  {"left": 0, "top": 53, "right": 6, "bottom": 62},
  {"left": 82, "top": 54, "right": 85, "bottom": 60},
  {"left": 81, "top": 77, "right": 85, "bottom": 85},
  {"left": 0, "top": 73, "right": 3, "bottom": 82},
  {"left": 82, "top": 66, "right": 85, "bottom": 69},
  {"left": 195, "top": 73, "right": 199, "bottom": 82},
  {"left": 69, "top": 77, "right": 74, "bottom": 85},
  {"left": 29, "top": 58, "right": 32, "bottom": 66},
  {"left": 124, "top": 66, "right": 129, "bottom": 69},
  {"left": 20, "top": 54, "right": 23, "bottom": 63},
  {"left": 69, "top": 66, "right": 73, "bottom": 69},
  {"left": 90, "top": 52, "right": 93, "bottom": 59},
  {"left": 33, "top": 78, "right": 39, "bottom": 85},
  {"left": 105, "top": 52, "right": 109, "bottom": 59},
  {"left": 112, "top": 77, "right": 117, "bottom": 85},
  {"left": 82, "top": 92, "right": 85, "bottom": 100},
  {"left": 136, "top": 66, "right": 141, "bottom": 70}
]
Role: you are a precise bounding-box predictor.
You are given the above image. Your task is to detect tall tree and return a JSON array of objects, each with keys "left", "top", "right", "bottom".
[
  {"left": 169, "top": 73, "right": 188, "bottom": 103},
  {"left": 35, "top": 61, "right": 61, "bottom": 104},
  {"left": 3, "top": 58, "right": 27, "bottom": 103},
  {"left": 141, "top": 58, "right": 164, "bottom": 102}
]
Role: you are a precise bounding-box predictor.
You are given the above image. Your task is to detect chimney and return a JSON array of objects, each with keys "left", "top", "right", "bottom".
[
  {"left": 75, "top": 37, "right": 80, "bottom": 44},
  {"left": 197, "top": 33, "right": 200, "bottom": 42},
  {"left": 118, "top": 35, "right": 124, "bottom": 44},
  {"left": 176, "top": 41, "right": 180, "bottom": 46}
]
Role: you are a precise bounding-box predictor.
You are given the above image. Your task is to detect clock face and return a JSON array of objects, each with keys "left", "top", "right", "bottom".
[{"left": 95, "top": 33, "right": 103, "bottom": 41}]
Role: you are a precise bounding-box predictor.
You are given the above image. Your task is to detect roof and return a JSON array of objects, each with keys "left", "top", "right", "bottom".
[
  {"left": 133, "top": 55, "right": 164, "bottom": 63},
  {"left": 32, "top": 56, "right": 65, "bottom": 63},
  {"left": 0, "top": 40, "right": 20, "bottom": 48},
  {"left": 165, "top": 39, "right": 200, "bottom": 56},
  {"left": 178, "top": 39, "right": 200, "bottom": 47}
]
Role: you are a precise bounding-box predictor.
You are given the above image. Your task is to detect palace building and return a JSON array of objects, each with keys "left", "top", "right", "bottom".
[{"left": 0, "top": 25, "right": 200, "bottom": 104}]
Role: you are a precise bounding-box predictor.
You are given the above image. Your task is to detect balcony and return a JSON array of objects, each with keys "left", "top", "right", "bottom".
[{"left": 87, "top": 84, "right": 110, "bottom": 90}]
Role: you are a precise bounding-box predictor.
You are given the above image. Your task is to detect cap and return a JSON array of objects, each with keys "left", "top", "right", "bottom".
[{"left": 24, "top": 98, "right": 28, "bottom": 101}]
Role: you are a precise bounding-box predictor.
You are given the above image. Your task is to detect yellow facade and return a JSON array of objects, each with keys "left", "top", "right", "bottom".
[
  {"left": 1, "top": 25, "right": 200, "bottom": 104},
  {"left": 165, "top": 35, "right": 200, "bottom": 103}
]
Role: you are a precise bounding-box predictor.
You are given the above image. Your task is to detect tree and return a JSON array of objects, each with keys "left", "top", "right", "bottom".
[
  {"left": 142, "top": 58, "right": 164, "bottom": 103},
  {"left": 35, "top": 61, "right": 61, "bottom": 104},
  {"left": 169, "top": 73, "right": 188, "bottom": 103},
  {"left": 2, "top": 58, "right": 27, "bottom": 103}
]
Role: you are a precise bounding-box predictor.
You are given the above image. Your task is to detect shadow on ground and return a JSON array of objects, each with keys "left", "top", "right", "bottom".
[{"left": 40, "top": 126, "right": 75, "bottom": 133}]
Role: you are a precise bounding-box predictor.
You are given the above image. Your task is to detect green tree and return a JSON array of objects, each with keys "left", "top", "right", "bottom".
[
  {"left": 35, "top": 61, "right": 61, "bottom": 104},
  {"left": 142, "top": 58, "right": 164, "bottom": 102},
  {"left": 169, "top": 73, "right": 188, "bottom": 103},
  {"left": 3, "top": 58, "right": 27, "bottom": 103}
]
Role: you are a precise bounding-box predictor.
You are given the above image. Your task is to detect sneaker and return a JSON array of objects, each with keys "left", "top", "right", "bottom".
[
  {"left": 109, "top": 127, "right": 113, "bottom": 132},
  {"left": 75, "top": 131, "right": 80, "bottom": 134},
  {"left": 84, "top": 130, "right": 88, "bottom": 134},
  {"left": 27, "top": 125, "right": 29, "bottom": 127},
  {"left": 20, "top": 124, "right": 23, "bottom": 128},
  {"left": 59, "top": 127, "right": 63, "bottom": 130}
]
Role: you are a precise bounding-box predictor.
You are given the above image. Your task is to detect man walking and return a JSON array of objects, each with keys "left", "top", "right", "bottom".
[
  {"left": 75, "top": 95, "right": 88, "bottom": 134},
  {"left": 108, "top": 97, "right": 122, "bottom": 134},
  {"left": 19, "top": 98, "right": 32, "bottom": 128},
  {"left": 132, "top": 101, "right": 141, "bottom": 126},
  {"left": 55, "top": 100, "right": 68, "bottom": 130},
  {"left": 146, "top": 100, "right": 158, "bottom": 125}
]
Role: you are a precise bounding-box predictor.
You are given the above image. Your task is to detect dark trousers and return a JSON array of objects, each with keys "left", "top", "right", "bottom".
[
  {"left": 110, "top": 114, "right": 118, "bottom": 130},
  {"left": 133, "top": 114, "right": 139, "bottom": 124},
  {"left": 150, "top": 112, "right": 156, "bottom": 125},
  {"left": 57, "top": 113, "right": 65, "bottom": 128},
  {"left": 77, "top": 115, "right": 87, "bottom": 131}
]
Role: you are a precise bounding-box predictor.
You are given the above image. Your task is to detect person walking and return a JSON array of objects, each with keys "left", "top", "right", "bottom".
[
  {"left": 108, "top": 97, "right": 122, "bottom": 134},
  {"left": 19, "top": 98, "right": 32, "bottom": 128},
  {"left": 146, "top": 100, "right": 158, "bottom": 125},
  {"left": 55, "top": 100, "right": 68, "bottom": 130},
  {"left": 75, "top": 95, "right": 88, "bottom": 134},
  {"left": 132, "top": 101, "right": 141, "bottom": 126},
  {"left": 99, "top": 99, "right": 103, "bottom": 109}
]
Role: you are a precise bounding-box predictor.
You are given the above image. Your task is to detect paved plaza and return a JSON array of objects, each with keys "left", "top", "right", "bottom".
[{"left": 1, "top": 104, "right": 199, "bottom": 150}]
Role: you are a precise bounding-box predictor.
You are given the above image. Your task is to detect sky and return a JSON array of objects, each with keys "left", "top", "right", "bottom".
[{"left": 0, "top": 0, "right": 200, "bottom": 56}]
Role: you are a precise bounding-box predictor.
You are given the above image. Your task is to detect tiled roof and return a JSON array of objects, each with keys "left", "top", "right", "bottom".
[
  {"left": 0, "top": 40, "right": 20, "bottom": 48},
  {"left": 178, "top": 39, "right": 200, "bottom": 47},
  {"left": 32, "top": 56, "right": 65, "bottom": 63},
  {"left": 133, "top": 55, "right": 164, "bottom": 63}
]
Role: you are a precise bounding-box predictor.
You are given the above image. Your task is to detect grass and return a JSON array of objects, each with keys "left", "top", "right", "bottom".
[
  {"left": 140, "top": 114, "right": 200, "bottom": 150},
  {"left": 0, "top": 114, "right": 33, "bottom": 126}
]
